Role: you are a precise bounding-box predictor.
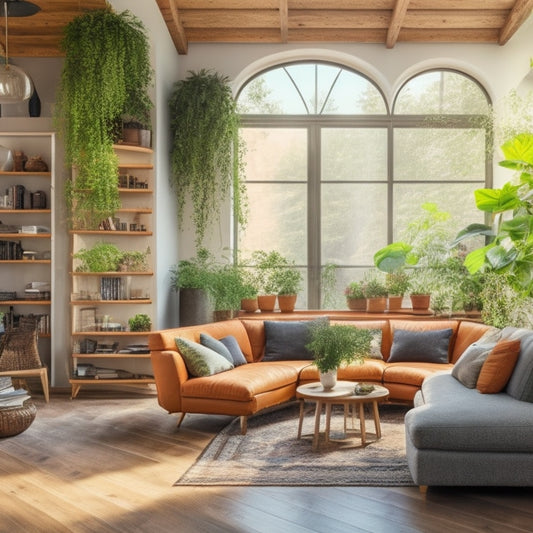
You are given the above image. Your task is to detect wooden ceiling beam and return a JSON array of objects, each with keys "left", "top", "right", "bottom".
[
  {"left": 386, "top": 0, "right": 411, "bottom": 48},
  {"left": 280, "top": 0, "right": 288, "bottom": 42},
  {"left": 157, "top": 0, "right": 189, "bottom": 55},
  {"left": 499, "top": 0, "right": 533, "bottom": 43}
]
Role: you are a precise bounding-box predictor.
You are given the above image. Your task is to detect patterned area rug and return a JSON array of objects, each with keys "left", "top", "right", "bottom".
[{"left": 176, "top": 402, "right": 415, "bottom": 486}]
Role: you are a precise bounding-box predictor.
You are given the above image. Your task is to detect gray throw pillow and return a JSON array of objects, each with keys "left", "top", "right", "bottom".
[
  {"left": 263, "top": 318, "right": 328, "bottom": 361},
  {"left": 200, "top": 332, "right": 234, "bottom": 363},
  {"left": 388, "top": 328, "right": 453, "bottom": 363},
  {"left": 452, "top": 342, "right": 495, "bottom": 388},
  {"left": 175, "top": 337, "right": 234, "bottom": 377},
  {"left": 219, "top": 335, "right": 247, "bottom": 366},
  {"left": 506, "top": 332, "right": 533, "bottom": 402}
]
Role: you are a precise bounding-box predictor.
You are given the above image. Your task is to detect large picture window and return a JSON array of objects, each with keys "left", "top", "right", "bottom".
[{"left": 237, "top": 63, "right": 491, "bottom": 309}]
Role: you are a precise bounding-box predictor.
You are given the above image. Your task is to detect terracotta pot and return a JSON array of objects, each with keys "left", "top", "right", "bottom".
[
  {"left": 257, "top": 294, "right": 276, "bottom": 312},
  {"left": 240, "top": 297, "right": 259, "bottom": 313},
  {"left": 346, "top": 297, "right": 367, "bottom": 311},
  {"left": 366, "top": 297, "right": 387, "bottom": 313},
  {"left": 410, "top": 293, "right": 431, "bottom": 312},
  {"left": 278, "top": 294, "right": 297, "bottom": 312},
  {"left": 387, "top": 295, "right": 403, "bottom": 311}
]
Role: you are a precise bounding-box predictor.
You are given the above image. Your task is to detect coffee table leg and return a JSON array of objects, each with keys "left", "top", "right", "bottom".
[
  {"left": 325, "top": 402, "right": 332, "bottom": 443},
  {"left": 313, "top": 400, "right": 322, "bottom": 451},
  {"left": 297, "top": 399, "right": 305, "bottom": 439},
  {"left": 372, "top": 400, "right": 382, "bottom": 439},
  {"left": 358, "top": 402, "right": 366, "bottom": 445}
]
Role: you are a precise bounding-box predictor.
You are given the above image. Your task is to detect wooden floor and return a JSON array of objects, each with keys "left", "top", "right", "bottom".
[{"left": 1, "top": 387, "right": 532, "bottom": 533}]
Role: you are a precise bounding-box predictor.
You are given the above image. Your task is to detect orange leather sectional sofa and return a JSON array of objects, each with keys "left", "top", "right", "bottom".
[{"left": 149, "top": 316, "right": 491, "bottom": 433}]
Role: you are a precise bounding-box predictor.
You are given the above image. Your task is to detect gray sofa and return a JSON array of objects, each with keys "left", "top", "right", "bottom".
[{"left": 405, "top": 326, "right": 533, "bottom": 489}]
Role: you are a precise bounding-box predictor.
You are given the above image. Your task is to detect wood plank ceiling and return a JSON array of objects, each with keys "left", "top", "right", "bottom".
[{"left": 1, "top": 0, "right": 532, "bottom": 57}]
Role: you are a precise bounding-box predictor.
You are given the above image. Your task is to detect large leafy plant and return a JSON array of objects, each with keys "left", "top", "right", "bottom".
[
  {"left": 169, "top": 70, "right": 247, "bottom": 249},
  {"left": 55, "top": 7, "right": 152, "bottom": 229},
  {"left": 453, "top": 133, "right": 533, "bottom": 296}
]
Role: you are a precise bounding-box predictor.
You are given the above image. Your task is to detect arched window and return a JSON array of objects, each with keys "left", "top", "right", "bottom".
[{"left": 237, "top": 63, "right": 490, "bottom": 309}]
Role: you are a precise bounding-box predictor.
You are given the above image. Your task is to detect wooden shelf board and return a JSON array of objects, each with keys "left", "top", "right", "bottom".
[
  {"left": 0, "top": 259, "right": 51, "bottom": 264},
  {"left": 71, "top": 271, "right": 153, "bottom": 276},
  {"left": 0, "top": 233, "right": 51, "bottom": 238},
  {"left": 69, "top": 230, "right": 152, "bottom": 236},
  {"left": 113, "top": 144, "right": 153, "bottom": 154},
  {"left": 71, "top": 299, "right": 152, "bottom": 305},
  {"left": 0, "top": 300, "right": 51, "bottom": 305},
  {"left": 0, "top": 209, "right": 51, "bottom": 214},
  {"left": 0, "top": 171, "right": 51, "bottom": 177}
]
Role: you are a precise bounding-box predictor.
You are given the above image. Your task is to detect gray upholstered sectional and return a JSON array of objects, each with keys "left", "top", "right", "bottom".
[{"left": 405, "top": 326, "right": 533, "bottom": 488}]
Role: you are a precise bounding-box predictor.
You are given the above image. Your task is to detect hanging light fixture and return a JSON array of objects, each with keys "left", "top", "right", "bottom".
[{"left": 0, "top": 1, "right": 40, "bottom": 103}]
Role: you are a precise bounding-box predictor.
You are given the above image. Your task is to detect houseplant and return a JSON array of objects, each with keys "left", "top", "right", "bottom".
[
  {"left": 128, "top": 313, "right": 151, "bottom": 332},
  {"left": 55, "top": 7, "right": 153, "bottom": 229},
  {"left": 170, "top": 248, "right": 215, "bottom": 326},
  {"left": 385, "top": 270, "right": 410, "bottom": 311},
  {"left": 344, "top": 281, "right": 366, "bottom": 311},
  {"left": 249, "top": 250, "right": 287, "bottom": 312},
  {"left": 362, "top": 272, "right": 388, "bottom": 313},
  {"left": 306, "top": 321, "right": 372, "bottom": 390},
  {"left": 272, "top": 260, "right": 303, "bottom": 312},
  {"left": 169, "top": 69, "right": 247, "bottom": 249}
]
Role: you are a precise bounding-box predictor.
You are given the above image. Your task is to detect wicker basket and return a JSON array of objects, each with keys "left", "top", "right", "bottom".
[{"left": 0, "top": 401, "right": 37, "bottom": 438}]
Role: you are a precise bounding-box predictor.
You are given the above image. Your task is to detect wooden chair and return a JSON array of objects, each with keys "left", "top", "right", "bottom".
[{"left": 0, "top": 319, "right": 50, "bottom": 403}]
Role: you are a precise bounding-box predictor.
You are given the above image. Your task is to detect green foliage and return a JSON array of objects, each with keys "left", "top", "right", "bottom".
[
  {"left": 128, "top": 313, "right": 151, "bottom": 332},
  {"left": 344, "top": 281, "right": 365, "bottom": 299},
  {"left": 385, "top": 271, "right": 410, "bottom": 296},
  {"left": 169, "top": 69, "right": 247, "bottom": 249},
  {"left": 361, "top": 271, "right": 388, "bottom": 298},
  {"left": 306, "top": 322, "right": 372, "bottom": 373},
  {"left": 55, "top": 7, "right": 153, "bottom": 229},
  {"left": 321, "top": 263, "right": 339, "bottom": 309},
  {"left": 272, "top": 263, "right": 303, "bottom": 296},
  {"left": 73, "top": 243, "right": 123, "bottom": 272},
  {"left": 74, "top": 243, "right": 149, "bottom": 273},
  {"left": 170, "top": 248, "right": 215, "bottom": 291},
  {"left": 249, "top": 250, "right": 288, "bottom": 295},
  {"left": 454, "top": 133, "right": 533, "bottom": 296}
]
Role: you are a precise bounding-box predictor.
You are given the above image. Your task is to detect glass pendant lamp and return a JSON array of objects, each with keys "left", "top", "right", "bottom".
[{"left": 0, "top": 0, "right": 40, "bottom": 103}]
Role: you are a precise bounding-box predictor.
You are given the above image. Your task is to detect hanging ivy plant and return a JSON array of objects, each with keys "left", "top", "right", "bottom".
[
  {"left": 55, "top": 5, "right": 153, "bottom": 229},
  {"left": 169, "top": 69, "right": 247, "bottom": 249}
]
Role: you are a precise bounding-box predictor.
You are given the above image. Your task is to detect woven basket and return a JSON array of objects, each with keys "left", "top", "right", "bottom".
[
  {"left": 0, "top": 401, "right": 37, "bottom": 438},
  {"left": 0, "top": 328, "right": 42, "bottom": 371}
]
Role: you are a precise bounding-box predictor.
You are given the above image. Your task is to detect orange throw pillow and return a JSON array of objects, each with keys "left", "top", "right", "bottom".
[{"left": 476, "top": 339, "right": 521, "bottom": 394}]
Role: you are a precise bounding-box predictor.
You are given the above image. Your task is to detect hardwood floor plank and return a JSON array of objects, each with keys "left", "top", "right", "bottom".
[{"left": 0, "top": 392, "right": 531, "bottom": 533}]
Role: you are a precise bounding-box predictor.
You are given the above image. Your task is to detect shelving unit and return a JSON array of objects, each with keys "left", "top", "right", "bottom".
[
  {"left": 68, "top": 144, "right": 156, "bottom": 398},
  {"left": 0, "top": 131, "right": 55, "bottom": 369}
]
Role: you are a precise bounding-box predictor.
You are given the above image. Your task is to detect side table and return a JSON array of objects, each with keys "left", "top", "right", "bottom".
[{"left": 296, "top": 381, "right": 389, "bottom": 450}]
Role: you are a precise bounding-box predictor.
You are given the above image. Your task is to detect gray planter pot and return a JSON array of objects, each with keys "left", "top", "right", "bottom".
[{"left": 179, "top": 288, "right": 213, "bottom": 326}]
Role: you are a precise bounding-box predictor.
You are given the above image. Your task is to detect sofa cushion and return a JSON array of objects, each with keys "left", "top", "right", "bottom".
[
  {"left": 452, "top": 342, "right": 495, "bottom": 388},
  {"left": 219, "top": 335, "right": 248, "bottom": 366},
  {"left": 383, "top": 363, "right": 453, "bottom": 388},
  {"left": 263, "top": 318, "right": 327, "bottom": 361},
  {"left": 476, "top": 339, "right": 521, "bottom": 394},
  {"left": 505, "top": 330, "right": 533, "bottom": 403},
  {"left": 199, "top": 333, "right": 234, "bottom": 363},
  {"left": 388, "top": 328, "right": 453, "bottom": 363},
  {"left": 175, "top": 337, "right": 234, "bottom": 377}
]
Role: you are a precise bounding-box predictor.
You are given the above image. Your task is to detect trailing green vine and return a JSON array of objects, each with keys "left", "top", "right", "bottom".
[
  {"left": 55, "top": 5, "right": 153, "bottom": 229},
  {"left": 169, "top": 69, "right": 247, "bottom": 249}
]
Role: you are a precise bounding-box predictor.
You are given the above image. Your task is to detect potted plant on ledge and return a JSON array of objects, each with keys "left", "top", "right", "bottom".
[
  {"left": 306, "top": 321, "right": 372, "bottom": 391},
  {"left": 345, "top": 281, "right": 366, "bottom": 311},
  {"left": 273, "top": 261, "right": 303, "bottom": 313},
  {"left": 362, "top": 272, "right": 388, "bottom": 313}
]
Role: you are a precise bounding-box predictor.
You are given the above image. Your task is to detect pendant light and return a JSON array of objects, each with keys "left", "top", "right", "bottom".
[{"left": 0, "top": 0, "right": 40, "bottom": 103}]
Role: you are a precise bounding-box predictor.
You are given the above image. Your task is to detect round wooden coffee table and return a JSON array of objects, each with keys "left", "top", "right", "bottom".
[{"left": 296, "top": 381, "right": 389, "bottom": 450}]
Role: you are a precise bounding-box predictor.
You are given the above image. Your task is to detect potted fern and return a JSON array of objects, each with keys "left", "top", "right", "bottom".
[
  {"left": 306, "top": 321, "right": 372, "bottom": 391},
  {"left": 55, "top": 7, "right": 153, "bottom": 229}
]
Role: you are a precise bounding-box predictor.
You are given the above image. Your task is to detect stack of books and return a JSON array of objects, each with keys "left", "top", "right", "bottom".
[{"left": 0, "top": 377, "right": 31, "bottom": 407}]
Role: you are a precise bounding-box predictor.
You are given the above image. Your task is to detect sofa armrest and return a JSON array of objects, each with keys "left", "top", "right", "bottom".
[{"left": 151, "top": 349, "right": 189, "bottom": 414}]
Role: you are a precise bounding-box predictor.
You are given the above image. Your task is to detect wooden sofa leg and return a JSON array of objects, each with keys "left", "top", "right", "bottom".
[
  {"left": 240, "top": 416, "right": 248, "bottom": 435},
  {"left": 176, "top": 412, "right": 186, "bottom": 428},
  {"left": 419, "top": 485, "right": 428, "bottom": 494}
]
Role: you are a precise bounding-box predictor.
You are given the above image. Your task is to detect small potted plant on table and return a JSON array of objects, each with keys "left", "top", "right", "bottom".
[{"left": 306, "top": 321, "right": 372, "bottom": 391}]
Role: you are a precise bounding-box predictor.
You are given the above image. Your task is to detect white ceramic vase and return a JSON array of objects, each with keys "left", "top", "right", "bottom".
[{"left": 319, "top": 369, "right": 337, "bottom": 391}]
